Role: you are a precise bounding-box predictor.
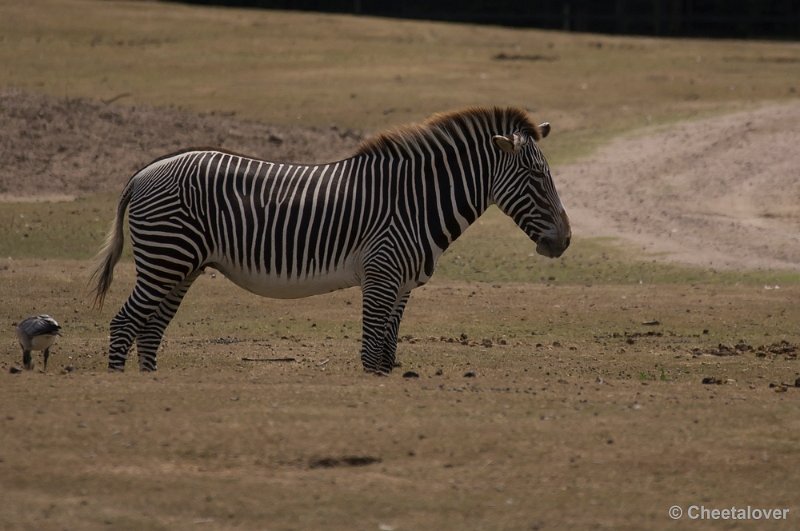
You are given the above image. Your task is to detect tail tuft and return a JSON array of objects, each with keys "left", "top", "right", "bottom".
[{"left": 89, "top": 183, "right": 133, "bottom": 309}]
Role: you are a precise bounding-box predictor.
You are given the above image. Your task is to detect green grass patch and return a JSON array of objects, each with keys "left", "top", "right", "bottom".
[
  {"left": 0, "top": 195, "right": 116, "bottom": 260},
  {"left": 2, "top": 197, "right": 797, "bottom": 286},
  {"left": 437, "top": 207, "right": 800, "bottom": 286}
]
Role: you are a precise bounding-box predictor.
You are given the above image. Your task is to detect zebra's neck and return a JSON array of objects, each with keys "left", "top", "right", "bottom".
[{"left": 350, "top": 131, "right": 494, "bottom": 252}]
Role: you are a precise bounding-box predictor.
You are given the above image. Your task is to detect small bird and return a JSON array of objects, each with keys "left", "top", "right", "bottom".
[{"left": 15, "top": 315, "right": 61, "bottom": 371}]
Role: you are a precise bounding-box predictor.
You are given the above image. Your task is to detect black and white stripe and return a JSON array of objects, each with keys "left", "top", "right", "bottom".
[{"left": 92, "top": 107, "right": 571, "bottom": 374}]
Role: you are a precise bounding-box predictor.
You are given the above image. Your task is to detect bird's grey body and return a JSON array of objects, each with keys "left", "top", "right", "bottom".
[
  {"left": 16, "top": 314, "right": 61, "bottom": 370},
  {"left": 91, "top": 107, "right": 571, "bottom": 374}
]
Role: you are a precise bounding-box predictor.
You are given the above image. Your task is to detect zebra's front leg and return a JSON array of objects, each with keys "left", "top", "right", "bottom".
[
  {"left": 135, "top": 271, "right": 201, "bottom": 372},
  {"left": 360, "top": 276, "right": 403, "bottom": 375},
  {"left": 379, "top": 290, "right": 411, "bottom": 374}
]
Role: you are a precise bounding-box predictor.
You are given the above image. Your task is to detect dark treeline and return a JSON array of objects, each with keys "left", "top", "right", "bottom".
[{"left": 177, "top": 0, "right": 800, "bottom": 39}]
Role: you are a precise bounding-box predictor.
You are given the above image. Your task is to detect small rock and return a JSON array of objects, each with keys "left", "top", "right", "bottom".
[
  {"left": 642, "top": 320, "right": 660, "bottom": 326},
  {"left": 62, "top": 365, "right": 76, "bottom": 374},
  {"left": 463, "top": 371, "right": 476, "bottom": 378},
  {"left": 701, "top": 376, "right": 722, "bottom": 385},
  {"left": 435, "top": 368, "right": 443, "bottom": 376},
  {"left": 9, "top": 366, "right": 23, "bottom": 374},
  {"left": 795, "top": 377, "right": 800, "bottom": 388},
  {"left": 402, "top": 371, "right": 419, "bottom": 379}
]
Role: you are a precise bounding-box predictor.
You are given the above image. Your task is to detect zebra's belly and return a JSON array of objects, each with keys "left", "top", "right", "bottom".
[{"left": 212, "top": 258, "right": 361, "bottom": 299}]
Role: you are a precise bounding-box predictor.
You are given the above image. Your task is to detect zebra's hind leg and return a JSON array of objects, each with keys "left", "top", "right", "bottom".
[
  {"left": 135, "top": 270, "right": 202, "bottom": 372},
  {"left": 360, "top": 274, "right": 403, "bottom": 375},
  {"left": 108, "top": 275, "right": 185, "bottom": 372},
  {"left": 378, "top": 290, "right": 411, "bottom": 374}
]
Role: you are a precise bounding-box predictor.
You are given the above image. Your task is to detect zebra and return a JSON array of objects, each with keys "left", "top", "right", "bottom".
[{"left": 91, "top": 107, "right": 571, "bottom": 374}]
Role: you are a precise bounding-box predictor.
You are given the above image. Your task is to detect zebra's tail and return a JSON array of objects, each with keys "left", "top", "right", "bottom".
[{"left": 90, "top": 178, "right": 134, "bottom": 310}]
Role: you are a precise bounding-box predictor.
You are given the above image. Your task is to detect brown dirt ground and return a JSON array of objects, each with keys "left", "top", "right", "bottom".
[
  {"left": 2, "top": 89, "right": 799, "bottom": 530},
  {"left": 0, "top": 88, "right": 363, "bottom": 199}
]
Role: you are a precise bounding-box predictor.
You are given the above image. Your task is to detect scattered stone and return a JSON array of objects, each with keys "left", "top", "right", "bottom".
[
  {"left": 768, "top": 382, "right": 790, "bottom": 392},
  {"left": 754, "top": 340, "right": 797, "bottom": 360},
  {"left": 695, "top": 340, "right": 797, "bottom": 359},
  {"left": 692, "top": 343, "right": 748, "bottom": 357},
  {"left": 795, "top": 377, "right": 800, "bottom": 388},
  {"left": 61, "top": 365, "right": 76, "bottom": 374},
  {"left": 481, "top": 338, "right": 493, "bottom": 348},
  {"left": 701, "top": 376, "right": 723, "bottom": 385},
  {"left": 435, "top": 368, "right": 443, "bottom": 376},
  {"left": 463, "top": 371, "right": 476, "bottom": 378},
  {"left": 9, "top": 366, "right": 23, "bottom": 374},
  {"left": 641, "top": 320, "right": 660, "bottom": 326},
  {"left": 402, "top": 371, "right": 419, "bottom": 379}
]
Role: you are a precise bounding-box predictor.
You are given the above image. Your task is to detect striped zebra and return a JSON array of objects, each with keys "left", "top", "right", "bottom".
[{"left": 91, "top": 107, "right": 571, "bottom": 374}]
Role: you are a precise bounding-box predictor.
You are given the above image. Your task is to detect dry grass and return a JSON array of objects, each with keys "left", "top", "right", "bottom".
[
  {"left": 2, "top": 2, "right": 800, "bottom": 529},
  {"left": 1, "top": 0, "right": 799, "bottom": 162},
  {"left": 2, "top": 260, "right": 800, "bottom": 530}
]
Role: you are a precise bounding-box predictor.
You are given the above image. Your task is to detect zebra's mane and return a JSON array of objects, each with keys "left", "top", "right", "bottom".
[{"left": 355, "top": 106, "right": 542, "bottom": 157}]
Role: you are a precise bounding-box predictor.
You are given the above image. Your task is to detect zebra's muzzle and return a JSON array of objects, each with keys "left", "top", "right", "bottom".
[
  {"left": 536, "top": 235, "right": 570, "bottom": 258},
  {"left": 535, "top": 210, "right": 571, "bottom": 258}
]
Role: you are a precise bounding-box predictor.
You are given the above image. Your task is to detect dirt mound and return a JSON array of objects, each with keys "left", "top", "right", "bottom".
[
  {"left": 560, "top": 101, "right": 800, "bottom": 271},
  {"left": 0, "top": 88, "right": 363, "bottom": 198}
]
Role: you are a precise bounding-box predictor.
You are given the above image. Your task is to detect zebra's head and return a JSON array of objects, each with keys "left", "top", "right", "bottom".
[{"left": 490, "top": 122, "right": 571, "bottom": 258}]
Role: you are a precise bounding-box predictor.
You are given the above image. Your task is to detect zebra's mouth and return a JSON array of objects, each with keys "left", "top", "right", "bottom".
[
  {"left": 530, "top": 225, "right": 570, "bottom": 258},
  {"left": 536, "top": 237, "right": 566, "bottom": 258}
]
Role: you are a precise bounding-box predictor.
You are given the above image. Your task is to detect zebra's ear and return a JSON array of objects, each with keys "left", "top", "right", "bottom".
[
  {"left": 538, "top": 122, "right": 551, "bottom": 139},
  {"left": 492, "top": 133, "right": 524, "bottom": 154}
]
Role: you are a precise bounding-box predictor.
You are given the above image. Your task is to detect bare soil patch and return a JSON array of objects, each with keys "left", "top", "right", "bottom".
[{"left": 0, "top": 88, "right": 363, "bottom": 198}]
